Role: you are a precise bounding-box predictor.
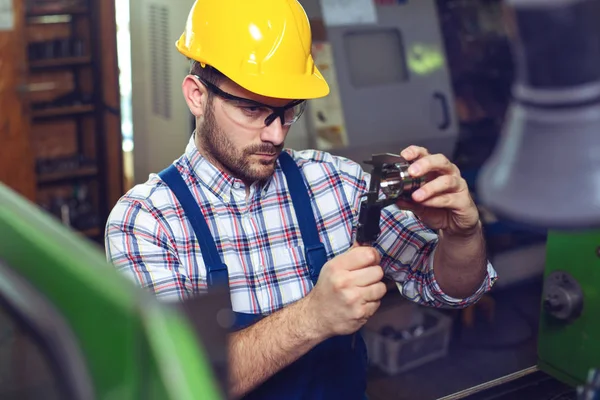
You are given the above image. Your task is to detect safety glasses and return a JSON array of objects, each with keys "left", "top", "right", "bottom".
[{"left": 194, "top": 75, "right": 306, "bottom": 129}]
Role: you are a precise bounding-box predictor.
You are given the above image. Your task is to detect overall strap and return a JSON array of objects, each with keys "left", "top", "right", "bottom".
[
  {"left": 158, "top": 164, "right": 229, "bottom": 289},
  {"left": 278, "top": 152, "right": 328, "bottom": 285}
]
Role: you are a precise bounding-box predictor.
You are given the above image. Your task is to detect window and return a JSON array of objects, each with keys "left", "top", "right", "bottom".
[{"left": 344, "top": 28, "right": 409, "bottom": 88}]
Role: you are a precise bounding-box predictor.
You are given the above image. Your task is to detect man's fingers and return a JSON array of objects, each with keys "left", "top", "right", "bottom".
[
  {"left": 408, "top": 154, "right": 456, "bottom": 178},
  {"left": 337, "top": 246, "right": 381, "bottom": 271},
  {"left": 418, "top": 193, "right": 472, "bottom": 211},
  {"left": 401, "top": 145, "right": 430, "bottom": 162},
  {"left": 362, "top": 282, "right": 388, "bottom": 303},
  {"left": 363, "top": 300, "right": 382, "bottom": 320},
  {"left": 412, "top": 175, "right": 467, "bottom": 202},
  {"left": 350, "top": 265, "right": 384, "bottom": 287}
]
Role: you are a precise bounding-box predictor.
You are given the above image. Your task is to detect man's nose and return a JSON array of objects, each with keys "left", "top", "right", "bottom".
[{"left": 260, "top": 118, "right": 287, "bottom": 146}]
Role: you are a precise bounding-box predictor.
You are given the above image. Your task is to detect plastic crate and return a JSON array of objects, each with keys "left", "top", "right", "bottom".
[{"left": 362, "top": 305, "right": 452, "bottom": 375}]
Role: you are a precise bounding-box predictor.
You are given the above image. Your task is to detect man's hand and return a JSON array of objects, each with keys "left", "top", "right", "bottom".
[
  {"left": 228, "top": 246, "right": 386, "bottom": 398},
  {"left": 304, "top": 246, "right": 388, "bottom": 339},
  {"left": 396, "top": 145, "right": 489, "bottom": 300},
  {"left": 397, "top": 145, "right": 480, "bottom": 237}
]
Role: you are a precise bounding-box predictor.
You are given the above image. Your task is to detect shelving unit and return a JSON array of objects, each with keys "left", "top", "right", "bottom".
[
  {"left": 25, "top": 0, "right": 108, "bottom": 242},
  {"left": 31, "top": 104, "right": 95, "bottom": 119},
  {"left": 29, "top": 56, "right": 92, "bottom": 69},
  {"left": 26, "top": 5, "right": 88, "bottom": 16},
  {"left": 37, "top": 166, "right": 98, "bottom": 185}
]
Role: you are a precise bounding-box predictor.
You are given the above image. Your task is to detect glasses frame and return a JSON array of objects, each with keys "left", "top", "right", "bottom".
[{"left": 193, "top": 75, "right": 306, "bottom": 127}]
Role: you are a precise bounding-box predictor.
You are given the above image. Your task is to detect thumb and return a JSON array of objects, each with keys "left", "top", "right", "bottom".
[{"left": 338, "top": 245, "right": 380, "bottom": 271}]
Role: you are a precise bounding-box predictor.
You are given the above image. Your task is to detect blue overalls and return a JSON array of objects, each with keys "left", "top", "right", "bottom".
[{"left": 159, "top": 152, "right": 368, "bottom": 399}]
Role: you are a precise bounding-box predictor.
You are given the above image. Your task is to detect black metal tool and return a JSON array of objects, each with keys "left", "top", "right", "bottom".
[{"left": 355, "top": 153, "right": 424, "bottom": 246}]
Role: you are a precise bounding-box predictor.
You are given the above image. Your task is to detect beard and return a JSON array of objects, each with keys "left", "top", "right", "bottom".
[{"left": 197, "top": 104, "right": 283, "bottom": 184}]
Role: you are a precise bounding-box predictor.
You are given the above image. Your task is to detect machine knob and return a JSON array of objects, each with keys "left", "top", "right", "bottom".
[
  {"left": 543, "top": 294, "right": 563, "bottom": 313},
  {"left": 542, "top": 271, "right": 584, "bottom": 322}
]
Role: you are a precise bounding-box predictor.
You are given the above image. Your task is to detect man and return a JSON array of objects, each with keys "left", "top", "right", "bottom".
[{"left": 105, "top": 1, "right": 497, "bottom": 399}]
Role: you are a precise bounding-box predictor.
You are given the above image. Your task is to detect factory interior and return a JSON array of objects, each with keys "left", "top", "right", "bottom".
[{"left": 0, "top": 0, "right": 597, "bottom": 399}]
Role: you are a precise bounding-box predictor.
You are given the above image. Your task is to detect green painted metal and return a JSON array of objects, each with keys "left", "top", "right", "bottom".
[
  {"left": 538, "top": 230, "right": 600, "bottom": 386},
  {"left": 0, "top": 183, "right": 223, "bottom": 399}
]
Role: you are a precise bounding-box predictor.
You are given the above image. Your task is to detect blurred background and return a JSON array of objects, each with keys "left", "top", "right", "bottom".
[{"left": 0, "top": 0, "right": 561, "bottom": 399}]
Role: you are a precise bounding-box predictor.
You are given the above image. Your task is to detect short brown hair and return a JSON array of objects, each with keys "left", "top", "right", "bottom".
[{"left": 189, "top": 60, "right": 225, "bottom": 87}]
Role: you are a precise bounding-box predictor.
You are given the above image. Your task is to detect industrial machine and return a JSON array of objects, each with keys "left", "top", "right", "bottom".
[
  {"left": 475, "top": 0, "right": 600, "bottom": 397},
  {"left": 351, "top": 0, "right": 600, "bottom": 397},
  {"left": 0, "top": 182, "right": 228, "bottom": 399}
]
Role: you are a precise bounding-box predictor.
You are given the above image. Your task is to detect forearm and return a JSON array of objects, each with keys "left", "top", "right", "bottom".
[
  {"left": 228, "top": 297, "right": 324, "bottom": 399},
  {"left": 432, "top": 222, "right": 488, "bottom": 299}
]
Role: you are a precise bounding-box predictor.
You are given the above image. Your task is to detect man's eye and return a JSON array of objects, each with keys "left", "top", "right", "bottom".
[
  {"left": 243, "top": 106, "right": 260, "bottom": 113},
  {"left": 240, "top": 106, "right": 269, "bottom": 117}
]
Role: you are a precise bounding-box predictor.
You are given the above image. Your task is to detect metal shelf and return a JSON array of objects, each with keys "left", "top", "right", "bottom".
[
  {"left": 30, "top": 56, "right": 92, "bottom": 69},
  {"left": 27, "top": 0, "right": 111, "bottom": 241},
  {"left": 26, "top": 7, "right": 88, "bottom": 18},
  {"left": 37, "top": 166, "right": 98, "bottom": 185},
  {"left": 32, "top": 104, "right": 95, "bottom": 120}
]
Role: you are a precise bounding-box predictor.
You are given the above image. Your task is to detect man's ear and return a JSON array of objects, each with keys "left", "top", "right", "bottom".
[{"left": 182, "top": 75, "right": 208, "bottom": 117}]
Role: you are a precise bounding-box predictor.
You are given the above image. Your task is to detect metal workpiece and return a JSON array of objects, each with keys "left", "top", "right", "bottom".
[
  {"left": 376, "top": 156, "right": 424, "bottom": 201},
  {"left": 356, "top": 153, "right": 424, "bottom": 246},
  {"left": 366, "top": 153, "right": 425, "bottom": 204}
]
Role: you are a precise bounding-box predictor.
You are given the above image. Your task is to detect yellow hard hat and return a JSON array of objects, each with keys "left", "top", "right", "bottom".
[{"left": 176, "top": 0, "right": 330, "bottom": 100}]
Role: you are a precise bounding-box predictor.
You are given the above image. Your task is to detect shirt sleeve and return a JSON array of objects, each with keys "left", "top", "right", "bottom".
[
  {"left": 376, "top": 205, "right": 497, "bottom": 309},
  {"left": 104, "top": 198, "right": 192, "bottom": 302},
  {"left": 334, "top": 154, "right": 497, "bottom": 309}
]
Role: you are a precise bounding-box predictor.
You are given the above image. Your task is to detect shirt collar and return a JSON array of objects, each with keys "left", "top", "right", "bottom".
[{"left": 181, "top": 134, "right": 280, "bottom": 202}]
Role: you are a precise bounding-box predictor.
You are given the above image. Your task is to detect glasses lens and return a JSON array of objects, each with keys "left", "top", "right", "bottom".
[
  {"left": 220, "top": 99, "right": 306, "bottom": 129},
  {"left": 283, "top": 101, "right": 306, "bottom": 126}
]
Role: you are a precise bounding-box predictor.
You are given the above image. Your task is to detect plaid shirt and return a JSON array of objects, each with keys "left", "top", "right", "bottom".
[{"left": 105, "top": 136, "right": 497, "bottom": 313}]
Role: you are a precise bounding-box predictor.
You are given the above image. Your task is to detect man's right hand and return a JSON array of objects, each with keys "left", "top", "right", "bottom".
[
  {"left": 303, "top": 246, "right": 387, "bottom": 339},
  {"left": 228, "top": 246, "right": 387, "bottom": 397}
]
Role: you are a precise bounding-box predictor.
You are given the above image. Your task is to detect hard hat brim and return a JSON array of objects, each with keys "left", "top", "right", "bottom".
[
  {"left": 178, "top": 45, "right": 330, "bottom": 100},
  {"left": 234, "top": 68, "right": 331, "bottom": 100}
]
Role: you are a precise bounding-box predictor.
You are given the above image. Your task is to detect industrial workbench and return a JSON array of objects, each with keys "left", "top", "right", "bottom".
[{"left": 440, "top": 367, "right": 576, "bottom": 400}]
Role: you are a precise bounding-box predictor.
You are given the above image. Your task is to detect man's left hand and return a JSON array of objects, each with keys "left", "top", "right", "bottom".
[{"left": 397, "top": 145, "right": 480, "bottom": 237}]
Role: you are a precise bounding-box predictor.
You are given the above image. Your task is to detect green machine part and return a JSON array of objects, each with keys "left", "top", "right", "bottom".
[
  {"left": 538, "top": 231, "right": 600, "bottom": 387},
  {"left": 0, "top": 182, "right": 224, "bottom": 400}
]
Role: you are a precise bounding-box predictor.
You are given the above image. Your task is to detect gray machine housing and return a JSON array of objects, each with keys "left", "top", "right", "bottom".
[{"left": 301, "top": 0, "right": 458, "bottom": 167}]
